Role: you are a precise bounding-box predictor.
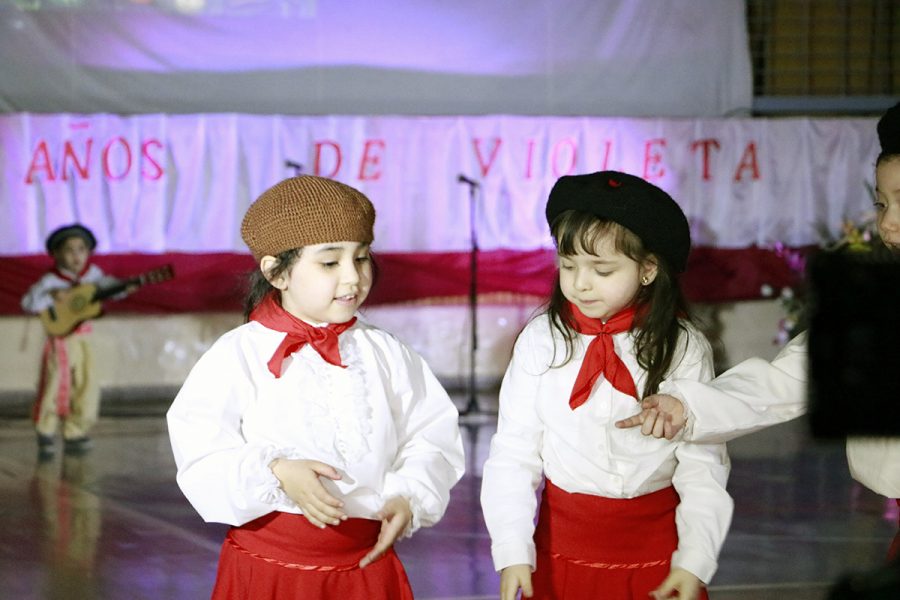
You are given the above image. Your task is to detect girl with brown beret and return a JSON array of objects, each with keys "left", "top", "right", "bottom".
[{"left": 167, "top": 176, "right": 464, "bottom": 599}]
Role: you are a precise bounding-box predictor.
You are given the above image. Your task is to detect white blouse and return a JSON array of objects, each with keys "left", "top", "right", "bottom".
[
  {"left": 21, "top": 264, "right": 120, "bottom": 314},
  {"left": 167, "top": 318, "right": 465, "bottom": 535},
  {"left": 480, "top": 315, "right": 732, "bottom": 584}
]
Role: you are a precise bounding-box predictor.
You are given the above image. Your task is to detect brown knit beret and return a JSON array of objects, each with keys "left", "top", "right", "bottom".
[{"left": 241, "top": 176, "right": 375, "bottom": 259}]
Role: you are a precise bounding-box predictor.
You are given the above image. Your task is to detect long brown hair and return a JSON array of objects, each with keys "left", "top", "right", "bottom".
[{"left": 545, "top": 210, "right": 690, "bottom": 396}]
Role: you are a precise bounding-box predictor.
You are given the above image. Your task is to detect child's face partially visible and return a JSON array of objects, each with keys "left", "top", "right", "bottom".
[
  {"left": 875, "top": 156, "right": 900, "bottom": 252},
  {"left": 53, "top": 236, "right": 91, "bottom": 274},
  {"left": 273, "top": 241, "right": 372, "bottom": 325},
  {"left": 558, "top": 236, "right": 656, "bottom": 322}
]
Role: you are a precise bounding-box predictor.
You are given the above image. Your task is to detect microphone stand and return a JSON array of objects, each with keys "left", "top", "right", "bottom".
[
  {"left": 285, "top": 160, "right": 303, "bottom": 176},
  {"left": 459, "top": 176, "right": 480, "bottom": 416}
]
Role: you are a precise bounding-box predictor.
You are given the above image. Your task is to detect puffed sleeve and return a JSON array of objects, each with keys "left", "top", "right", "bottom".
[
  {"left": 167, "top": 335, "right": 296, "bottom": 526},
  {"left": 21, "top": 273, "right": 59, "bottom": 314},
  {"left": 380, "top": 338, "right": 465, "bottom": 535},
  {"left": 662, "top": 332, "right": 809, "bottom": 444},
  {"left": 668, "top": 326, "right": 733, "bottom": 583},
  {"left": 480, "top": 324, "right": 546, "bottom": 571}
]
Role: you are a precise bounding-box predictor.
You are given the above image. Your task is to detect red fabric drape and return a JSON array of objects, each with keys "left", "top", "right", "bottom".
[{"left": 0, "top": 246, "right": 809, "bottom": 315}]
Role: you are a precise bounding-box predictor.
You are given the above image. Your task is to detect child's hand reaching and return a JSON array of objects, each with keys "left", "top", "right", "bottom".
[
  {"left": 615, "top": 394, "right": 687, "bottom": 440},
  {"left": 359, "top": 496, "right": 412, "bottom": 568},
  {"left": 270, "top": 458, "right": 346, "bottom": 528},
  {"left": 651, "top": 567, "right": 703, "bottom": 600},
  {"left": 500, "top": 564, "right": 533, "bottom": 600}
]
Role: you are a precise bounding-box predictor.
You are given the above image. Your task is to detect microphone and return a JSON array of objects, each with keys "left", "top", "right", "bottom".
[
  {"left": 457, "top": 173, "right": 480, "bottom": 188},
  {"left": 285, "top": 160, "right": 303, "bottom": 174}
]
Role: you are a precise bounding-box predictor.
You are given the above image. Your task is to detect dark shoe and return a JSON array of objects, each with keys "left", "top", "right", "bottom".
[
  {"left": 63, "top": 437, "right": 93, "bottom": 455},
  {"left": 37, "top": 434, "right": 56, "bottom": 459}
]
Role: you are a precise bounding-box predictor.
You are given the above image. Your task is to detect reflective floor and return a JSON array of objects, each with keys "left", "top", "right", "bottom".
[{"left": 0, "top": 395, "right": 896, "bottom": 600}]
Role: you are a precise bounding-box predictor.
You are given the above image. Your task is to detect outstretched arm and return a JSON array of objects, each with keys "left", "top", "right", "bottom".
[{"left": 617, "top": 333, "right": 809, "bottom": 443}]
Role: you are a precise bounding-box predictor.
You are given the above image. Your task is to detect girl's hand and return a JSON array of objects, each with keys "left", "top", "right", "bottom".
[
  {"left": 359, "top": 496, "right": 412, "bottom": 568},
  {"left": 500, "top": 564, "right": 533, "bottom": 600},
  {"left": 651, "top": 567, "right": 702, "bottom": 600},
  {"left": 270, "top": 458, "right": 346, "bottom": 528},
  {"left": 614, "top": 394, "right": 686, "bottom": 440}
]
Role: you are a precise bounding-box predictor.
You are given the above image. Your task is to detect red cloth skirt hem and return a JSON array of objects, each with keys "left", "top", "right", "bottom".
[
  {"left": 531, "top": 479, "right": 708, "bottom": 600},
  {"left": 210, "top": 512, "right": 413, "bottom": 600}
]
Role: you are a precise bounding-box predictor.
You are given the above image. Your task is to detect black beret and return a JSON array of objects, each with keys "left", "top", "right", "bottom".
[
  {"left": 546, "top": 171, "right": 691, "bottom": 273},
  {"left": 45, "top": 224, "right": 97, "bottom": 254}
]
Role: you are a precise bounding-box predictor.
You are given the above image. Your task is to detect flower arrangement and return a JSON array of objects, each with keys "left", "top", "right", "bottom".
[{"left": 763, "top": 214, "right": 877, "bottom": 346}]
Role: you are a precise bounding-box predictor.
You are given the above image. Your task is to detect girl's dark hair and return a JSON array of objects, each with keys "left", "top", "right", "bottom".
[
  {"left": 243, "top": 248, "right": 302, "bottom": 321},
  {"left": 545, "top": 210, "right": 689, "bottom": 396},
  {"left": 876, "top": 149, "right": 900, "bottom": 167},
  {"left": 242, "top": 246, "right": 380, "bottom": 322}
]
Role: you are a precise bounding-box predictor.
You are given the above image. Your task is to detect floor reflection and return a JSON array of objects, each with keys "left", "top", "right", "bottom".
[{"left": 0, "top": 397, "right": 896, "bottom": 600}]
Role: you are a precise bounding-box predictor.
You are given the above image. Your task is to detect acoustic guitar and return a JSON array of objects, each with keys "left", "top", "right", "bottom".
[{"left": 39, "top": 265, "right": 175, "bottom": 336}]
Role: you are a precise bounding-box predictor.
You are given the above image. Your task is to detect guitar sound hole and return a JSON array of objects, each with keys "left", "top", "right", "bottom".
[{"left": 71, "top": 297, "right": 87, "bottom": 311}]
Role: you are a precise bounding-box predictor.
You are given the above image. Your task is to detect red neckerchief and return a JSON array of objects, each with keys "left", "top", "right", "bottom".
[
  {"left": 567, "top": 302, "right": 638, "bottom": 409},
  {"left": 52, "top": 263, "right": 90, "bottom": 284},
  {"left": 249, "top": 294, "right": 357, "bottom": 378}
]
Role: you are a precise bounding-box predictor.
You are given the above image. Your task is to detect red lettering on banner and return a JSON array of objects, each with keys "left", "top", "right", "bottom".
[
  {"left": 62, "top": 139, "right": 92, "bottom": 181},
  {"left": 643, "top": 138, "right": 666, "bottom": 180},
  {"left": 102, "top": 137, "right": 132, "bottom": 181},
  {"left": 358, "top": 139, "right": 385, "bottom": 181},
  {"left": 25, "top": 134, "right": 167, "bottom": 184},
  {"left": 600, "top": 140, "right": 612, "bottom": 170},
  {"left": 25, "top": 141, "right": 56, "bottom": 184},
  {"left": 524, "top": 138, "right": 536, "bottom": 179},
  {"left": 733, "top": 142, "right": 760, "bottom": 181},
  {"left": 472, "top": 138, "right": 502, "bottom": 177},
  {"left": 551, "top": 138, "right": 577, "bottom": 177},
  {"left": 314, "top": 141, "right": 342, "bottom": 178},
  {"left": 691, "top": 138, "right": 721, "bottom": 181},
  {"left": 141, "top": 140, "right": 164, "bottom": 180}
]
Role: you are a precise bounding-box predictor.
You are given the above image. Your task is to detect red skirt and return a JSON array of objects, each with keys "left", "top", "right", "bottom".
[
  {"left": 532, "top": 480, "right": 708, "bottom": 600},
  {"left": 211, "top": 512, "right": 413, "bottom": 600}
]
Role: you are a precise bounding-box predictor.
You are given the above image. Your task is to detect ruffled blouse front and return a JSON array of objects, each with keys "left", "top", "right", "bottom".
[{"left": 167, "top": 318, "right": 464, "bottom": 534}]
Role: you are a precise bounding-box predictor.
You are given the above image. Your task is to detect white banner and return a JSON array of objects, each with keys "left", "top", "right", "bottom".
[{"left": 0, "top": 113, "right": 880, "bottom": 256}]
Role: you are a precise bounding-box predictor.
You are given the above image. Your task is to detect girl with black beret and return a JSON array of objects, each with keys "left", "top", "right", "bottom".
[{"left": 481, "top": 171, "right": 731, "bottom": 600}]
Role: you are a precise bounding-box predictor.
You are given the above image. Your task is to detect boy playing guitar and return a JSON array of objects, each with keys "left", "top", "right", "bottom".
[{"left": 21, "top": 224, "right": 173, "bottom": 457}]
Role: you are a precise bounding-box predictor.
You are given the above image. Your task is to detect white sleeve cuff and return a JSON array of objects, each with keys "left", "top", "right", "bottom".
[
  {"left": 252, "top": 446, "right": 306, "bottom": 506},
  {"left": 382, "top": 472, "right": 431, "bottom": 537},
  {"left": 656, "top": 383, "right": 694, "bottom": 441},
  {"left": 671, "top": 547, "right": 718, "bottom": 585},
  {"left": 490, "top": 540, "right": 537, "bottom": 573}
]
